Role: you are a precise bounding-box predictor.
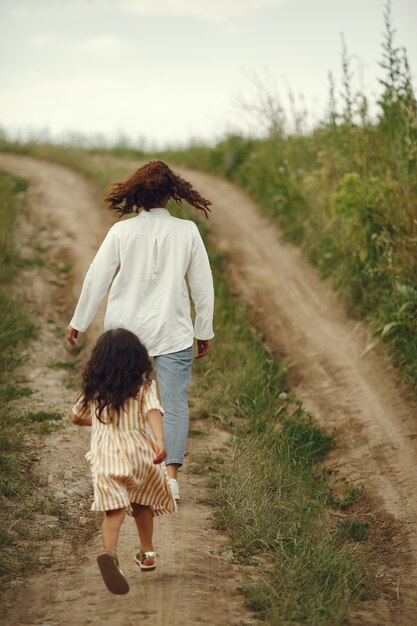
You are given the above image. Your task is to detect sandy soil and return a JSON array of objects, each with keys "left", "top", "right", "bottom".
[{"left": 0, "top": 154, "right": 257, "bottom": 626}]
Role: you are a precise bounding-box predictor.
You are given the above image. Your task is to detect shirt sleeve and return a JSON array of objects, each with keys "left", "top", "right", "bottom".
[
  {"left": 186, "top": 222, "right": 215, "bottom": 341},
  {"left": 69, "top": 225, "right": 120, "bottom": 332},
  {"left": 143, "top": 380, "right": 164, "bottom": 415}
]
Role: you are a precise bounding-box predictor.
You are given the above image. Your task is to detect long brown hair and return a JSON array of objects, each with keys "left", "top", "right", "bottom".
[
  {"left": 104, "top": 160, "right": 211, "bottom": 218},
  {"left": 80, "top": 328, "right": 153, "bottom": 424}
]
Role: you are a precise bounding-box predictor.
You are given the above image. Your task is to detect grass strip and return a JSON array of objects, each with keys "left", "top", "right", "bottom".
[
  {"left": 192, "top": 245, "right": 369, "bottom": 624},
  {"left": 0, "top": 170, "right": 66, "bottom": 587},
  {"left": 204, "top": 441, "right": 367, "bottom": 624},
  {"left": 0, "top": 171, "right": 36, "bottom": 376}
]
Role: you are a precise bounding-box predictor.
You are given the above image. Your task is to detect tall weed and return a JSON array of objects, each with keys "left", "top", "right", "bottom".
[{"left": 159, "top": 2, "right": 417, "bottom": 389}]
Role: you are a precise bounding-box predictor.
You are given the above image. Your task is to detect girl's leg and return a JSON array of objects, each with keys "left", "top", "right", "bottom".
[
  {"left": 131, "top": 503, "right": 154, "bottom": 552},
  {"left": 102, "top": 508, "right": 126, "bottom": 553}
]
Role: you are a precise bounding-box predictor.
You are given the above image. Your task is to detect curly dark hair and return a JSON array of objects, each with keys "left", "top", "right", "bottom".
[
  {"left": 80, "top": 328, "right": 153, "bottom": 424},
  {"left": 104, "top": 160, "right": 212, "bottom": 218}
]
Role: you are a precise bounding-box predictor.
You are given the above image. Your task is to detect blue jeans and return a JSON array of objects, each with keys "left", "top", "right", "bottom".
[{"left": 154, "top": 345, "right": 194, "bottom": 466}]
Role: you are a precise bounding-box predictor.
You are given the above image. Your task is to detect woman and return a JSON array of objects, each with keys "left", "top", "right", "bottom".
[{"left": 66, "top": 161, "right": 214, "bottom": 501}]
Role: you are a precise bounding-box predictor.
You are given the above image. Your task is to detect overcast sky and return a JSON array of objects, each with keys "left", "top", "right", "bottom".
[{"left": 0, "top": 0, "right": 416, "bottom": 147}]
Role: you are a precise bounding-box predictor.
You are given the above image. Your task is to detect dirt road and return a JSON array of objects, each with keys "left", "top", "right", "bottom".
[
  {"left": 0, "top": 154, "right": 256, "bottom": 626},
  {"left": 2, "top": 152, "right": 417, "bottom": 625}
]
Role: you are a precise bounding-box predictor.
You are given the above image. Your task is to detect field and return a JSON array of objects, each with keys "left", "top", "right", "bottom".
[{"left": 0, "top": 5, "right": 416, "bottom": 624}]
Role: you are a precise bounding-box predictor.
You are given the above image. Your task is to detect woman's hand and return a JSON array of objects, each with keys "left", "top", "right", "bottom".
[
  {"left": 195, "top": 339, "right": 211, "bottom": 359},
  {"left": 66, "top": 325, "right": 79, "bottom": 346},
  {"left": 153, "top": 441, "right": 167, "bottom": 465}
]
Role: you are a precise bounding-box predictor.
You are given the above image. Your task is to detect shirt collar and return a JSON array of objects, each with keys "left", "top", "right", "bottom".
[{"left": 143, "top": 208, "right": 171, "bottom": 216}]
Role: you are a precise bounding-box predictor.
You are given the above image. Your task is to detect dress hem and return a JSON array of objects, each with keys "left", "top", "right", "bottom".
[{"left": 90, "top": 497, "right": 177, "bottom": 515}]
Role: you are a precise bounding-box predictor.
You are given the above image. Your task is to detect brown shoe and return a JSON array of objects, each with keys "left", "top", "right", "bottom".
[{"left": 97, "top": 551, "right": 129, "bottom": 594}]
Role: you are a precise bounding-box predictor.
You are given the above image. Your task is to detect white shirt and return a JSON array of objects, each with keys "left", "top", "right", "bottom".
[{"left": 70, "top": 208, "right": 214, "bottom": 356}]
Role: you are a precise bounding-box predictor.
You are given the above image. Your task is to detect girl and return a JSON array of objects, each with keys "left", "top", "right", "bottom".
[
  {"left": 67, "top": 161, "right": 215, "bottom": 502},
  {"left": 72, "top": 327, "right": 176, "bottom": 595}
]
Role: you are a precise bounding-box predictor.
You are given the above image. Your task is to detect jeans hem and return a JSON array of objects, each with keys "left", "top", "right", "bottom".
[{"left": 166, "top": 460, "right": 184, "bottom": 466}]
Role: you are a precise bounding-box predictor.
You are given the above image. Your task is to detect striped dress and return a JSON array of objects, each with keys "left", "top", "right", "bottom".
[{"left": 72, "top": 380, "right": 176, "bottom": 515}]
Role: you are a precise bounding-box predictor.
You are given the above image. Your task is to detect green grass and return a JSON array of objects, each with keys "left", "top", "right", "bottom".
[
  {"left": 207, "top": 442, "right": 368, "bottom": 624},
  {"left": 20, "top": 255, "right": 47, "bottom": 268},
  {"left": 26, "top": 411, "right": 63, "bottom": 422},
  {"left": 0, "top": 168, "right": 36, "bottom": 387},
  {"left": 326, "top": 484, "right": 364, "bottom": 510},
  {"left": 0, "top": 172, "right": 37, "bottom": 381},
  {"left": 0, "top": 406, "right": 68, "bottom": 582},
  {"left": 57, "top": 260, "right": 73, "bottom": 273},
  {"left": 336, "top": 520, "right": 368, "bottom": 543},
  {"left": 49, "top": 361, "right": 76, "bottom": 370},
  {"left": 188, "top": 428, "right": 208, "bottom": 438},
  {"left": 0, "top": 384, "right": 33, "bottom": 402}
]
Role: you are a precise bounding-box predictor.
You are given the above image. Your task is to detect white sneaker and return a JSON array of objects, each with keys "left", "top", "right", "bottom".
[{"left": 168, "top": 478, "right": 180, "bottom": 501}]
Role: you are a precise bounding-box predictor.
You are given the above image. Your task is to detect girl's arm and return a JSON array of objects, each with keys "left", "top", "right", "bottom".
[
  {"left": 71, "top": 397, "right": 92, "bottom": 427},
  {"left": 146, "top": 409, "right": 167, "bottom": 464},
  {"left": 71, "top": 412, "right": 92, "bottom": 427}
]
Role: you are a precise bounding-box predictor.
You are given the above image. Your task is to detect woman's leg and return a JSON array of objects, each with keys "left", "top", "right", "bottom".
[
  {"left": 102, "top": 508, "right": 126, "bottom": 553},
  {"left": 166, "top": 463, "right": 180, "bottom": 480},
  {"left": 154, "top": 345, "right": 194, "bottom": 472},
  {"left": 131, "top": 503, "right": 154, "bottom": 552}
]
